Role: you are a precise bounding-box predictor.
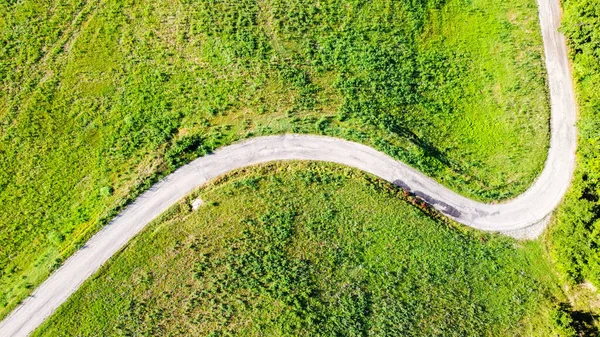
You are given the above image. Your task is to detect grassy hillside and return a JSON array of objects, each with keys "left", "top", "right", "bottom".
[
  {"left": 548, "top": 0, "right": 600, "bottom": 315},
  {"left": 0, "top": 0, "right": 549, "bottom": 318},
  {"left": 34, "top": 163, "right": 566, "bottom": 337}
]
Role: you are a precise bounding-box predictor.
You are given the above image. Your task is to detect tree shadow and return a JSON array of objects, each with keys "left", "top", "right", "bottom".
[
  {"left": 571, "top": 309, "right": 599, "bottom": 336},
  {"left": 386, "top": 119, "right": 464, "bottom": 175}
]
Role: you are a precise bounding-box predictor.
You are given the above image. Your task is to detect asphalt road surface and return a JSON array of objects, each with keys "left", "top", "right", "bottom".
[{"left": 0, "top": 0, "right": 577, "bottom": 335}]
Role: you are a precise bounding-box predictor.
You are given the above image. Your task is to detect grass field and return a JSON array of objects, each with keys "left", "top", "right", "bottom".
[
  {"left": 545, "top": 0, "right": 600, "bottom": 326},
  {"left": 0, "top": 0, "right": 549, "bottom": 319},
  {"left": 33, "top": 163, "right": 567, "bottom": 336}
]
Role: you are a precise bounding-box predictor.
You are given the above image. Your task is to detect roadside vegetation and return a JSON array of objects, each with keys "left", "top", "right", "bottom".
[
  {"left": 546, "top": 0, "right": 600, "bottom": 327},
  {"left": 34, "top": 163, "right": 568, "bottom": 337},
  {"left": 0, "top": 0, "right": 550, "bottom": 318}
]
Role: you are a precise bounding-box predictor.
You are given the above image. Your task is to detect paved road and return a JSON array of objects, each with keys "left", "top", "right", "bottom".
[{"left": 0, "top": 0, "right": 577, "bottom": 336}]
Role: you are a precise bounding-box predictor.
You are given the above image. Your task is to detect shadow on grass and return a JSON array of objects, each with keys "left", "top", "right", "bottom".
[{"left": 571, "top": 309, "right": 599, "bottom": 336}]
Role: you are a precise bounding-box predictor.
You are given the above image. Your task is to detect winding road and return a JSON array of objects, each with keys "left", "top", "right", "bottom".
[{"left": 0, "top": 0, "right": 577, "bottom": 336}]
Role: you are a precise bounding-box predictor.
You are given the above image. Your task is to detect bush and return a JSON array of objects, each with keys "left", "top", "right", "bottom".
[
  {"left": 165, "top": 134, "right": 209, "bottom": 168},
  {"left": 550, "top": 0, "right": 600, "bottom": 287},
  {"left": 550, "top": 304, "right": 577, "bottom": 337}
]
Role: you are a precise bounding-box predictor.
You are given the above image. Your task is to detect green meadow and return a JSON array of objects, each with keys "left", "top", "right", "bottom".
[
  {"left": 34, "top": 163, "right": 568, "bottom": 336},
  {"left": 546, "top": 0, "right": 600, "bottom": 328},
  {"left": 0, "top": 0, "right": 550, "bottom": 317}
]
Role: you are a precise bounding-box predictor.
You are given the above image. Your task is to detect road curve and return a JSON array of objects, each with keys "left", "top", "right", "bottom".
[{"left": 0, "top": 0, "right": 577, "bottom": 336}]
